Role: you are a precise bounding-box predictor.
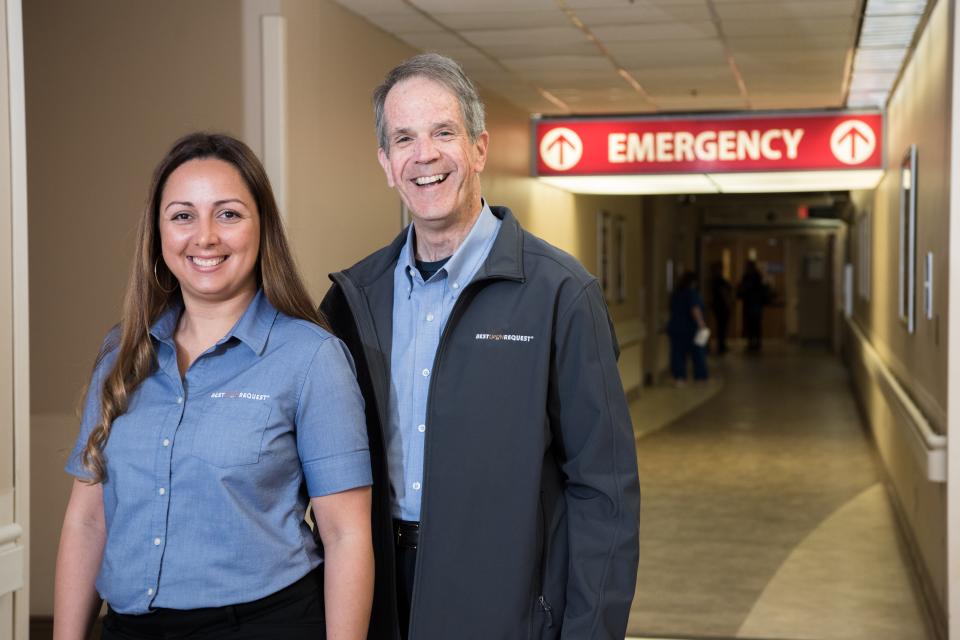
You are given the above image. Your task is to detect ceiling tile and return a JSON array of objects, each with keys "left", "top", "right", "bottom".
[
  {"left": 750, "top": 92, "right": 843, "bottom": 109},
  {"left": 713, "top": 0, "right": 858, "bottom": 20},
  {"left": 487, "top": 41, "right": 601, "bottom": 58},
  {"left": 361, "top": 11, "right": 439, "bottom": 32},
  {"left": 727, "top": 33, "right": 852, "bottom": 52},
  {"left": 591, "top": 21, "right": 719, "bottom": 41},
  {"left": 652, "top": 94, "right": 750, "bottom": 111},
  {"left": 605, "top": 39, "right": 727, "bottom": 68},
  {"left": 433, "top": 10, "right": 569, "bottom": 30},
  {"left": 333, "top": 0, "right": 411, "bottom": 12},
  {"left": 631, "top": 66, "right": 741, "bottom": 94},
  {"left": 396, "top": 31, "right": 467, "bottom": 51},
  {"left": 507, "top": 68, "right": 623, "bottom": 85},
  {"left": 573, "top": 4, "right": 713, "bottom": 24},
  {"left": 722, "top": 17, "right": 855, "bottom": 36},
  {"left": 411, "top": 0, "right": 557, "bottom": 10},
  {"left": 462, "top": 26, "right": 588, "bottom": 48},
  {"left": 542, "top": 75, "right": 643, "bottom": 91},
  {"left": 500, "top": 55, "right": 612, "bottom": 72}
]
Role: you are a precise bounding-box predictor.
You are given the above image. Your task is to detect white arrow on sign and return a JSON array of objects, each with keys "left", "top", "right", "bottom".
[
  {"left": 830, "top": 120, "right": 876, "bottom": 165},
  {"left": 539, "top": 127, "right": 583, "bottom": 172}
]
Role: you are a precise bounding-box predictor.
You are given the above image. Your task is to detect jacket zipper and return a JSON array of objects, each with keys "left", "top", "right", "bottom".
[
  {"left": 536, "top": 493, "right": 554, "bottom": 629},
  {"left": 409, "top": 275, "right": 499, "bottom": 637},
  {"left": 538, "top": 595, "right": 554, "bottom": 628}
]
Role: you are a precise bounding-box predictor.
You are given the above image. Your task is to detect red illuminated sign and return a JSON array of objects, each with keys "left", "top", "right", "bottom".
[{"left": 533, "top": 111, "right": 883, "bottom": 176}]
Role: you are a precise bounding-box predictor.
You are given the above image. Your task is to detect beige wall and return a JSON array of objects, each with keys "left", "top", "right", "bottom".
[
  {"left": 25, "top": 0, "right": 646, "bottom": 618},
  {"left": 845, "top": 0, "right": 951, "bottom": 627},
  {"left": 279, "top": 0, "right": 416, "bottom": 299},
  {"left": 24, "top": 0, "right": 246, "bottom": 616}
]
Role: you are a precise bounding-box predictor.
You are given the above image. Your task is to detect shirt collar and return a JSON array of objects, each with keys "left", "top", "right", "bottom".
[
  {"left": 149, "top": 289, "right": 278, "bottom": 356},
  {"left": 399, "top": 199, "right": 499, "bottom": 287}
]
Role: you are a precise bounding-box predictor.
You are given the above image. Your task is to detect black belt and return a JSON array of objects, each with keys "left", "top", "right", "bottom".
[{"left": 394, "top": 519, "right": 420, "bottom": 549}]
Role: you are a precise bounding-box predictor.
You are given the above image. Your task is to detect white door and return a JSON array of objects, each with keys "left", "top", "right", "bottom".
[{"left": 0, "top": 0, "right": 29, "bottom": 638}]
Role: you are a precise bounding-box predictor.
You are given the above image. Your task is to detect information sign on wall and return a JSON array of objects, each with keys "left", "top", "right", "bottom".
[{"left": 533, "top": 111, "right": 883, "bottom": 176}]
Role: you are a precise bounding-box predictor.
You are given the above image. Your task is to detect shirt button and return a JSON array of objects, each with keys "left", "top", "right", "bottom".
[
  {"left": 451, "top": 282, "right": 459, "bottom": 289},
  {"left": 421, "top": 368, "right": 430, "bottom": 377},
  {"left": 412, "top": 482, "right": 421, "bottom": 491},
  {"left": 418, "top": 424, "right": 426, "bottom": 433},
  {"left": 147, "top": 588, "right": 154, "bottom": 596},
  {"left": 176, "top": 397, "right": 183, "bottom": 404},
  {"left": 158, "top": 487, "right": 166, "bottom": 496},
  {"left": 426, "top": 313, "right": 434, "bottom": 322},
  {"left": 162, "top": 438, "right": 170, "bottom": 447},
  {"left": 153, "top": 537, "right": 162, "bottom": 546}
]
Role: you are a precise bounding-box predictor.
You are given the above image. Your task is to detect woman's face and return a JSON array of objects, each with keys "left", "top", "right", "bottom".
[{"left": 158, "top": 158, "right": 260, "bottom": 307}]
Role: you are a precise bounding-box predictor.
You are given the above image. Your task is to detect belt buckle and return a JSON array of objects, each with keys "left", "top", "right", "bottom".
[{"left": 395, "top": 520, "right": 419, "bottom": 550}]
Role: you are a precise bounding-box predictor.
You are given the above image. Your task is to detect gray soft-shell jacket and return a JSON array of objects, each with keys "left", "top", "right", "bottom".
[{"left": 320, "top": 207, "right": 640, "bottom": 640}]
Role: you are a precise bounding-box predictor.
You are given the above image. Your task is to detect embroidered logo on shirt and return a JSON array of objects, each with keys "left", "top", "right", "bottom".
[
  {"left": 475, "top": 332, "right": 535, "bottom": 343},
  {"left": 210, "top": 391, "right": 271, "bottom": 401}
]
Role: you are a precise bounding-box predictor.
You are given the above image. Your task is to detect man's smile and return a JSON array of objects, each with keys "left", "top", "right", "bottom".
[{"left": 412, "top": 173, "right": 449, "bottom": 186}]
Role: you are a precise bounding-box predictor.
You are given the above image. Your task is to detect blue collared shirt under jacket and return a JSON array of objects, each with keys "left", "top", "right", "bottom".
[
  {"left": 388, "top": 202, "right": 501, "bottom": 521},
  {"left": 66, "top": 290, "right": 372, "bottom": 614}
]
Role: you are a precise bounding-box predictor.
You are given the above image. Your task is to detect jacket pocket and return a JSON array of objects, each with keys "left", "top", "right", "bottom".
[
  {"left": 535, "top": 492, "right": 555, "bottom": 630},
  {"left": 187, "top": 401, "right": 271, "bottom": 468}
]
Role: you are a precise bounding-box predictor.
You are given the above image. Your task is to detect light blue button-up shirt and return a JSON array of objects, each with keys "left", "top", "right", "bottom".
[
  {"left": 66, "top": 290, "right": 371, "bottom": 614},
  {"left": 388, "top": 202, "right": 501, "bottom": 521}
]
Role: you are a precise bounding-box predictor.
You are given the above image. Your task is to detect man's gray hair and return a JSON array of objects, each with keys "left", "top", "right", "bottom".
[{"left": 373, "top": 53, "right": 486, "bottom": 153}]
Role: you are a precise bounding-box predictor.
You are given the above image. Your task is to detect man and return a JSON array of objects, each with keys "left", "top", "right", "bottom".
[{"left": 321, "top": 53, "right": 640, "bottom": 640}]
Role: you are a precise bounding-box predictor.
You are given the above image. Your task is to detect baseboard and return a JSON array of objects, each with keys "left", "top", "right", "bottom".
[{"left": 880, "top": 481, "right": 948, "bottom": 640}]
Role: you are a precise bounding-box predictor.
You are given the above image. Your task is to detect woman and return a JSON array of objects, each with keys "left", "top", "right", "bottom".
[
  {"left": 667, "top": 271, "right": 709, "bottom": 383},
  {"left": 54, "top": 133, "right": 373, "bottom": 639}
]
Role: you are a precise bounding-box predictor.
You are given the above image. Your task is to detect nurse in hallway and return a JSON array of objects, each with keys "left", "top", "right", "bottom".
[
  {"left": 667, "top": 271, "right": 709, "bottom": 383},
  {"left": 53, "top": 133, "right": 373, "bottom": 639}
]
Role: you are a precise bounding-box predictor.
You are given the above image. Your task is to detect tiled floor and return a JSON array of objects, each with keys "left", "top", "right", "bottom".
[{"left": 625, "top": 345, "right": 930, "bottom": 640}]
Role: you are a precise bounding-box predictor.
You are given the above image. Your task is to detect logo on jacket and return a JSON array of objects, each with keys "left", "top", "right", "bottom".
[{"left": 475, "top": 332, "right": 535, "bottom": 343}]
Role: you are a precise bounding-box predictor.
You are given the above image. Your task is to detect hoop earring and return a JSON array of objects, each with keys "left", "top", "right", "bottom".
[{"left": 153, "top": 259, "right": 177, "bottom": 294}]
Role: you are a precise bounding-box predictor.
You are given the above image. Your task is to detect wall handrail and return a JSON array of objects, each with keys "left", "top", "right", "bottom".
[{"left": 846, "top": 318, "right": 946, "bottom": 482}]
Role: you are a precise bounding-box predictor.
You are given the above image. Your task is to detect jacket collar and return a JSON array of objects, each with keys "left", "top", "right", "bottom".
[{"left": 334, "top": 205, "right": 525, "bottom": 289}]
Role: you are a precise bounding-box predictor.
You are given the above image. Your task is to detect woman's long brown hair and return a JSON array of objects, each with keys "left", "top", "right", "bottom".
[{"left": 81, "top": 133, "right": 326, "bottom": 483}]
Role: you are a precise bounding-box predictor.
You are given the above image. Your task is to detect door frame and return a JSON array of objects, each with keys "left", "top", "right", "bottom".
[{"left": 2, "top": 0, "right": 30, "bottom": 637}]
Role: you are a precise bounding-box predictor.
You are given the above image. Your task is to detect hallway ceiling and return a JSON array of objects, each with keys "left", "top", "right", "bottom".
[{"left": 334, "top": 0, "right": 870, "bottom": 115}]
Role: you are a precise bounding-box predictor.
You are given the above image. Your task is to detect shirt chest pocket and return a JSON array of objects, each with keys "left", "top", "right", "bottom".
[{"left": 186, "top": 401, "right": 272, "bottom": 468}]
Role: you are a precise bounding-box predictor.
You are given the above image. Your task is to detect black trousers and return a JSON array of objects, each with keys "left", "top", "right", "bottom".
[
  {"left": 101, "top": 569, "right": 325, "bottom": 640},
  {"left": 395, "top": 545, "right": 417, "bottom": 640}
]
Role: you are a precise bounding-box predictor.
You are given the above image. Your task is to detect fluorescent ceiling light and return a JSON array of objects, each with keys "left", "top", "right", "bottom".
[
  {"left": 853, "top": 48, "right": 907, "bottom": 71},
  {"left": 850, "top": 71, "right": 899, "bottom": 90},
  {"left": 846, "top": 0, "right": 927, "bottom": 109},
  {"left": 540, "top": 170, "right": 884, "bottom": 195},
  {"left": 865, "top": 0, "right": 927, "bottom": 16}
]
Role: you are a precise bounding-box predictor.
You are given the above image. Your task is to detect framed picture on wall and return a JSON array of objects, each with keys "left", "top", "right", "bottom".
[
  {"left": 597, "top": 211, "right": 626, "bottom": 305},
  {"left": 898, "top": 144, "right": 917, "bottom": 334}
]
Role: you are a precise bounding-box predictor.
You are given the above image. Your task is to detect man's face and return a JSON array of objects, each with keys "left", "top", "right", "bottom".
[{"left": 378, "top": 76, "right": 488, "bottom": 228}]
